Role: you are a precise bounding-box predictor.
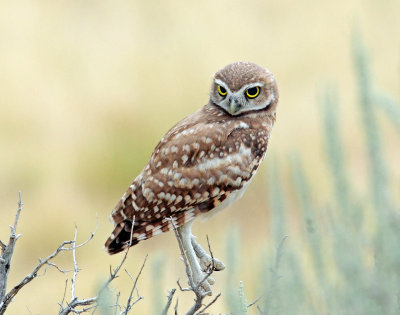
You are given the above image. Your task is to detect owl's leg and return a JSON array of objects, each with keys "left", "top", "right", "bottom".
[
  {"left": 177, "top": 222, "right": 213, "bottom": 294},
  {"left": 191, "top": 236, "right": 226, "bottom": 272}
]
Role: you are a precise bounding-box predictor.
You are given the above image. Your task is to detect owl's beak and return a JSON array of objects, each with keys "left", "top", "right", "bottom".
[{"left": 229, "top": 97, "right": 240, "bottom": 115}]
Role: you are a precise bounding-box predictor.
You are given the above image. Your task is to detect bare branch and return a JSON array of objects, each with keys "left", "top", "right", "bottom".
[
  {"left": 114, "top": 292, "right": 121, "bottom": 315},
  {"left": 71, "top": 227, "right": 79, "bottom": 301},
  {"left": 57, "top": 226, "right": 102, "bottom": 315},
  {"left": 58, "top": 219, "right": 146, "bottom": 315},
  {"left": 176, "top": 279, "right": 191, "bottom": 292},
  {"left": 1, "top": 239, "right": 71, "bottom": 313},
  {"left": 1, "top": 194, "right": 144, "bottom": 315},
  {"left": 0, "top": 191, "right": 24, "bottom": 311},
  {"left": 174, "top": 298, "right": 179, "bottom": 315},
  {"left": 161, "top": 288, "right": 176, "bottom": 315},
  {"left": 45, "top": 262, "right": 73, "bottom": 274},
  {"left": 12, "top": 191, "right": 24, "bottom": 234},
  {"left": 58, "top": 280, "right": 69, "bottom": 313},
  {"left": 3, "top": 222, "right": 99, "bottom": 314},
  {"left": 247, "top": 295, "right": 262, "bottom": 309},
  {"left": 123, "top": 255, "right": 147, "bottom": 314},
  {"left": 196, "top": 292, "right": 221, "bottom": 315}
]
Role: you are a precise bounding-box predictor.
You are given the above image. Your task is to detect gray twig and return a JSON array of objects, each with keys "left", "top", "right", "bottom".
[
  {"left": 114, "top": 292, "right": 121, "bottom": 315},
  {"left": 196, "top": 292, "right": 221, "bottom": 315},
  {"left": 1, "top": 194, "right": 143, "bottom": 315},
  {"left": 161, "top": 288, "right": 176, "bottom": 315},
  {"left": 247, "top": 295, "right": 262, "bottom": 309},
  {"left": 123, "top": 254, "right": 147, "bottom": 314},
  {"left": 59, "top": 216, "right": 146, "bottom": 315},
  {"left": 57, "top": 225, "right": 99, "bottom": 315},
  {"left": 174, "top": 297, "right": 179, "bottom": 315},
  {"left": 0, "top": 192, "right": 25, "bottom": 314}
]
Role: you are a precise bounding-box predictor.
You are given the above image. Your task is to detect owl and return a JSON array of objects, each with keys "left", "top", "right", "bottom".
[{"left": 105, "top": 62, "right": 278, "bottom": 292}]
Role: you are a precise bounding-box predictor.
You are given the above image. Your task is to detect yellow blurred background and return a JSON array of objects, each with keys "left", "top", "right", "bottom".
[{"left": 1, "top": 0, "right": 399, "bottom": 313}]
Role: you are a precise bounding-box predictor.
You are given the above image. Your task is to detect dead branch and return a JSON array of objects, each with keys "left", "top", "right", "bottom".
[
  {"left": 0, "top": 192, "right": 145, "bottom": 315},
  {"left": 59, "top": 216, "right": 146, "bottom": 315},
  {"left": 247, "top": 295, "right": 262, "bottom": 309},
  {"left": 122, "top": 255, "right": 147, "bottom": 314},
  {"left": 0, "top": 192, "right": 25, "bottom": 314},
  {"left": 197, "top": 292, "right": 221, "bottom": 315},
  {"left": 174, "top": 298, "right": 179, "bottom": 315},
  {"left": 161, "top": 288, "right": 176, "bottom": 315},
  {"left": 58, "top": 226, "right": 98, "bottom": 315}
]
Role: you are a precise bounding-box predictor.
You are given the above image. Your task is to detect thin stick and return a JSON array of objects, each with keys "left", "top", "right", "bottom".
[
  {"left": 197, "top": 292, "right": 221, "bottom": 314},
  {"left": 71, "top": 226, "right": 79, "bottom": 301},
  {"left": 247, "top": 295, "right": 262, "bottom": 308},
  {"left": 161, "top": 288, "right": 176, "bottom": 315},
  {"left": 174, "top": 298, "right": 179, "bottom": 315},
  {"left": 0, "top": 191, "right": 24, "bottom": 312},
  {"left": 123, "top": 254, "right": 147, "bottom": 314}
]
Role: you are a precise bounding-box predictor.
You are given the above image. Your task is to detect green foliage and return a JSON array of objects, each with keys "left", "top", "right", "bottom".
[
  {"left": 96, "top": 284, "right": 115, "bottom": 315},
  {"left": 151, "top": 253, "right": 165, "bottom": 315},
  {"left": 225, "top": 227, "right": 242, "bottom": 313},
  {"left": 237, "top": 281, "right": 248, "bottom": 315}
]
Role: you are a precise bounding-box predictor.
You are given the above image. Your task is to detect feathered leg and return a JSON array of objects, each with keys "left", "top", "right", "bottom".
[{"left": 177, "top": 221, "right": 214, "bottom": 294}]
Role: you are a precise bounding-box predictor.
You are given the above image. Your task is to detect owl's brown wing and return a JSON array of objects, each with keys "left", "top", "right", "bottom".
[{"left": 105, "top": 108, "right": 269, "bottom": 254}]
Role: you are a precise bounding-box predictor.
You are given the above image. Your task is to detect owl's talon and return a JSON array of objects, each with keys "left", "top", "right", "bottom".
[
  {"left": 192, "top": 272, "right": 212, "bottom": 294},
  {"left": 206, "top": 275, "right": 215, "bottom": 285},
  {"left": 213, "top": 258, "right": 226, "bottom": 271},
  {"left": 191, "top": 237, "right": 226, "bottom": 272},
  {"left": 199, "top": 254, "right": 226, "bottom": 272}
]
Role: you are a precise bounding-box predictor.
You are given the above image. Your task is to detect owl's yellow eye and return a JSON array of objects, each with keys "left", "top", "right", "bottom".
[
  {"left": 218, "top": 85, "right": 227, "bottom": 97},
  {"left": 245, "top": 86, "right": 260, "bottom": 98}
]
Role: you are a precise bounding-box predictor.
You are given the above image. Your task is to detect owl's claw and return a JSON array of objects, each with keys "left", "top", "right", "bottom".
[
  {"left": 177, "top": 223, "right": 225, "bottom": 296},
  {"left": 191, "top": 236, "right": 226, "bottom": 272},
  {"left": 200, "top": 255, "right": 226, "bottom": 272},
  {"left": 190, "top": 271, "right": 214, "bottom": 296}
]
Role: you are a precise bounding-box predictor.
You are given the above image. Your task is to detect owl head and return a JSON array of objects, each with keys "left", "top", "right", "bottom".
[{"left": 210, "top": 62, "right": 278, "bottom": 116}]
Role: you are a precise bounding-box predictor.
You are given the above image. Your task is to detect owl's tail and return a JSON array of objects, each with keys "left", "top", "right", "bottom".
[
  {"left": 105, "top": 210, "right": 197, "bottom": 255},
  {"left": 104, "top": 220, "right": 139, "bottom": 255}
]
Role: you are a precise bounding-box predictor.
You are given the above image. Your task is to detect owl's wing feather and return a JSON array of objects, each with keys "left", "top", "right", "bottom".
[{"left": 105, "top": 107, "right": 269, "bottom": 254}]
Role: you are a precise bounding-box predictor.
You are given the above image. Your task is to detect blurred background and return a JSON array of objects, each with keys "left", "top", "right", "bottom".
[{"left": 1, "top": 0, "right": 400, "bottom": 314}]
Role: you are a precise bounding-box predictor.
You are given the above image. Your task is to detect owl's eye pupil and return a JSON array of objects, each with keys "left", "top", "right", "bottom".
[
  {"left": 245, "top": 86, "right": 260, "bottom": 98},
  {"left": 218, "top": 85, "right": 227, "bottom": 97}
]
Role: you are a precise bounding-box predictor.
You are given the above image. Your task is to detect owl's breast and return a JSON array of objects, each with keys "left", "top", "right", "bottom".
[{"left": 198, "top": 179, "right": 253, "bottom": 221}]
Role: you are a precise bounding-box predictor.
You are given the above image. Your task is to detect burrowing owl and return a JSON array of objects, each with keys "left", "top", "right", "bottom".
[{"left": 105, "top": 62, "right": 278, "bottom": 292}]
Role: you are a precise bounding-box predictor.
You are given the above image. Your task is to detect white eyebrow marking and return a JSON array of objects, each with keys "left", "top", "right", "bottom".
[{"left": 214, "top": 79, "right": 231, "bottom": 93}]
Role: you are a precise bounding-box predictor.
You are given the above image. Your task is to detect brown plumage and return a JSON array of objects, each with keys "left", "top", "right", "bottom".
[{"left": 105, "top": 62, "right": 278, "bottom": 254}]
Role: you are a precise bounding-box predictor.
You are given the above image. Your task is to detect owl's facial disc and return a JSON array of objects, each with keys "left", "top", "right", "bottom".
[{"left": 212, "top": 79, "right": 272, "bottom": 116}]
